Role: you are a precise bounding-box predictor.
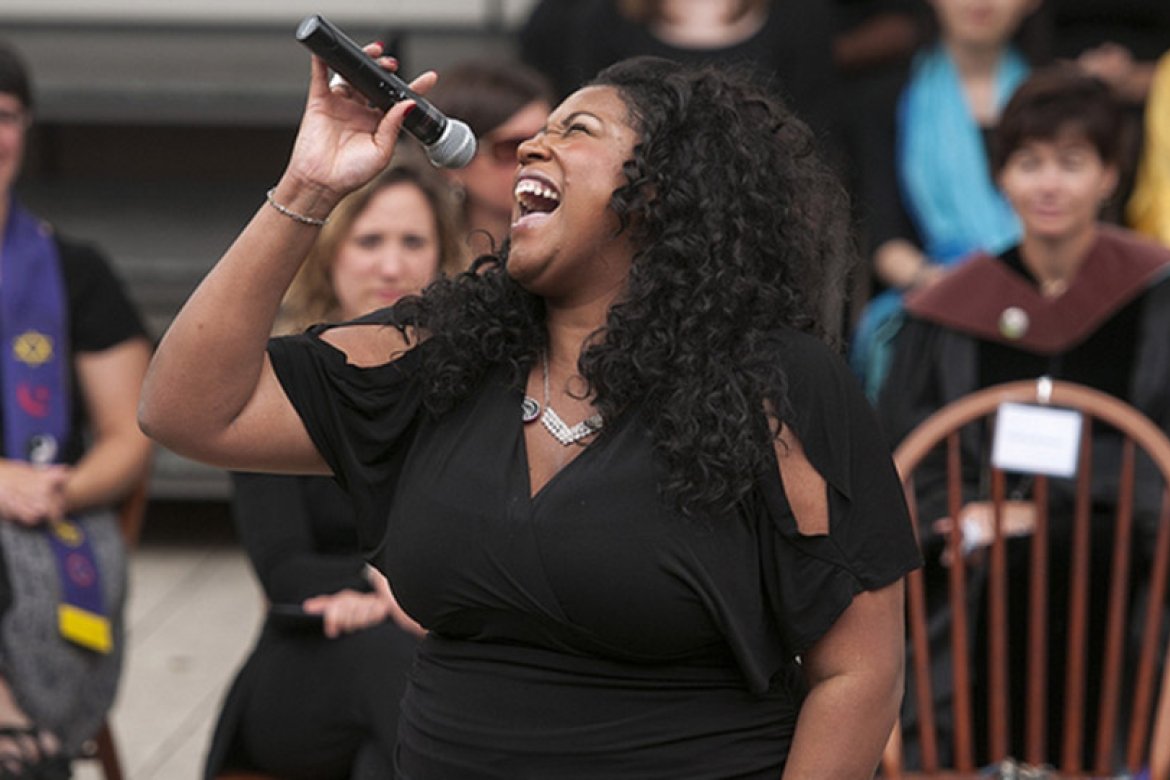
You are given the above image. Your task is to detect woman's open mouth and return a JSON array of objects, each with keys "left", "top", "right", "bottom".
[{"left": 513, "top": 174, "right": 561, "bottom": 228}]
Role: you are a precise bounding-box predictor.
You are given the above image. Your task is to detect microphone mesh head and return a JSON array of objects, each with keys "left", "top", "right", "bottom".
[{"left": 427, "top": 119, "right": 477, "bottom": 169}]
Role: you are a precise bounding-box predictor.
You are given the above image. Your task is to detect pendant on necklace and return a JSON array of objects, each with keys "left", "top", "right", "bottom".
[{"left": 520, "top": 396, "right": 541, "bottom": 423}]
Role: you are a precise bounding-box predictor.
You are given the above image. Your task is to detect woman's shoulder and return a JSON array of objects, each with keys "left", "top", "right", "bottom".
[
  {"left": 51, "top": 230, "right": 149, "bottom": 349},
  {"left": 53, "top": 231, "right": 109, "bottom": 262},
  {"left": 266, "top": 310, "right": 432, "bottom": 414},
  {"left": 52, "top": 232, "right": 121, "bottom": 289},
  {"left": 317, "top": 322, "right": 421, "bottom": 370},
  {"left": 282, "top": 306, "right": 430, "bottom": 372}
]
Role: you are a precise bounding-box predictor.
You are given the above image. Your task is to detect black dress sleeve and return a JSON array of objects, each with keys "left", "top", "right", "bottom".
[
  {"left": 230, "top": 472, "right": 369, "bottom": 604},
  {"left": 848, "top": 68, "right": 921, "bottom": 257},
  {"left": 759, "top": 330, "right": 921, "bottom": 656},
  {"left": 56, "top": 235, "right": 150, "bottom": 464},
  {"left": 58, "top": 236, "right": 149, "bottom": 351},
  {"left": 266, "top": 327, "right": 427, "bottom": 551}
]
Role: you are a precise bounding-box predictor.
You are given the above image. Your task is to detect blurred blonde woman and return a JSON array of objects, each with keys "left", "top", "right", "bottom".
[
  {"left": 204, "top": 155, "right": 465, "bottom": 780},
  {"left": 280, "top": 155, "right": 465, "bottom": 334}
]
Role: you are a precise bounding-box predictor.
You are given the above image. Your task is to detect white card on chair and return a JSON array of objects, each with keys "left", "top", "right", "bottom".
[{"left": 991, "top": 401, "right": 1083, "bottom": 478}]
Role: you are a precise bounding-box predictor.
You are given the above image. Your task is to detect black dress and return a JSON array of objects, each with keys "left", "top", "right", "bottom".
[
  {"left": 203, "top": 473, "right": 419, "bottom": 780},
  {"left": 268, "top": 323, "right": 920, "bottom": 778}
]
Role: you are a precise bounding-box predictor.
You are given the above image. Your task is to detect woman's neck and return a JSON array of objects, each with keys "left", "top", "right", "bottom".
[
  {"left": 543, "top": 296, "right": 617, "bottom": 374},
  {"left": 944, "top": 39, "right": 1011, "bottom": 124},
  {"left": 1019, "top": 223, "right": 1099, "bottom": 298},
  {"left": 650, "top": 0, "right": 767, "bottom": 48}
]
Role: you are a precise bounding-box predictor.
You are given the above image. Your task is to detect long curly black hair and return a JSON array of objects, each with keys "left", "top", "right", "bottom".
[{"left": 394, "top": 55, "right": 854, "bottom": 518}]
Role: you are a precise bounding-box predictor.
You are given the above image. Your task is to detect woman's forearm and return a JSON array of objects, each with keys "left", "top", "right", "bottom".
[
  {"left": 63, "top": 431, "right": 151, "bottom": 516},
  {"left": 782, "top": 665, "right": 902, "bottom": 779},
  {"left": 874, "top": 238, "right": 929, "bottom": 290},
  {"left": 782, "top": 584, "right": 906, "bottom": 779},
  {"left": 66, "top": 337, "right": 154, "bottom": 514}
]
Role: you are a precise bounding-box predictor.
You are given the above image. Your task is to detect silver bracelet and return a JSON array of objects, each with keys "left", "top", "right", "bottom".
[{"left": 265, "top": 187, "right": 330, "bottom": 226}]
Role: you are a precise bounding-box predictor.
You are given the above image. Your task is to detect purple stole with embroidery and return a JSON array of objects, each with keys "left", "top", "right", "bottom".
[{"left": 1, "top": 201, "right": 112, "bottom": 653}]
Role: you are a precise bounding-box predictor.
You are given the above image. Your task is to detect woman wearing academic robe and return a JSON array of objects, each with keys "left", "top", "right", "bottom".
[{"left": 878, "top": 66, "right": 1170, "bottom": 771}]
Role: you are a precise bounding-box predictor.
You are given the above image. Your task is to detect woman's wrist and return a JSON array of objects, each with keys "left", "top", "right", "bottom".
[
  {"left": 269, "top": 175, "right": 341, "bottom": 226},
  {"left": 907, "top": 261, "right": 929, "bottom": 288}
]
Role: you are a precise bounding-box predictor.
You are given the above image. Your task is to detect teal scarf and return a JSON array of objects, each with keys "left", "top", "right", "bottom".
[
  {"left": 851, "top": 45, "right": 1030, "bottom": 399},
  {"left": 898, "top": 44, "right": 1028, "bottom": 262}
]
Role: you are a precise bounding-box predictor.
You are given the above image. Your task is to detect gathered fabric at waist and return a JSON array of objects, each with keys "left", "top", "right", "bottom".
[{"left": 396, "top": 634, "right": 804, "bottom": 780}]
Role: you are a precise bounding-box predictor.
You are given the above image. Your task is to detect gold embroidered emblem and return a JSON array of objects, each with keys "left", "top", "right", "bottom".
[
  {"left": 12, "top": 331, "right": 53, "bottom": 366},
  {"left": 51, "top": 519, "right": 84, "bottom": 548}
]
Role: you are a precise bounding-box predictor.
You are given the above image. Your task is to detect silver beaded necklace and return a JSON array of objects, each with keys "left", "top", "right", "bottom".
[{"left": 521, "top": 352, "right": 603, "bottom": 446}]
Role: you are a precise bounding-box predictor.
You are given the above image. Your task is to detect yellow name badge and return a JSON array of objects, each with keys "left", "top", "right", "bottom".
[{"left": 58, "top": 603, "right": 113, "bottom": 654}]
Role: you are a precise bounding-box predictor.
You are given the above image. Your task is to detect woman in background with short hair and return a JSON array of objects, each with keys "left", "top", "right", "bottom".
[{"left": 879, "top": 66, "right": 1170, "bottom": 770}]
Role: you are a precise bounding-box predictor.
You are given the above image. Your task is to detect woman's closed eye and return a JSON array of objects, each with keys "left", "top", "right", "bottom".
[{"left": 549, "top": 111, "right": 601, "bottom": 138}]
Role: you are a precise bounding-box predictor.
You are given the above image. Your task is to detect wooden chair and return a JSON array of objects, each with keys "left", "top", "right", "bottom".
[
  {"left": 881, "top": 379, "right": 1170, "bottom": 780},
  {"left": 73, "top": 469, "right": 151, "bottom": 780}
]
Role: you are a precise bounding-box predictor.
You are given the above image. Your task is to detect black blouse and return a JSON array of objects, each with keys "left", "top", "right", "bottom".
[{"left": 268, "top": 323, "right": 919, "bottom": 777}]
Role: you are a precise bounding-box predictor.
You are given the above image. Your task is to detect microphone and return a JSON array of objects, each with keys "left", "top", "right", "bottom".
[{"left": 295, "top": 14, "right": 477, "bottom": 169}]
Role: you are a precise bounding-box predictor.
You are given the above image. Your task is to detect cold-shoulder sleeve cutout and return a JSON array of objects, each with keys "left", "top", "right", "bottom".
[
  {"left": 319, "top": 319, "right": 421, "bottom": 368},
  {"left": 774, "top": 426, "right": 830, "bottom": 537},
  {"left": 265, "top": 317, "right": 428, "bottom": 551},
  {"left": 757, "top": 329, "right": 921, "bottom": 659}
]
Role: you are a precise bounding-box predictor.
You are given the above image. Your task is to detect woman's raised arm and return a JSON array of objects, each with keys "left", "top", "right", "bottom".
[{"left": 138, "top": 54, "right": 434, "bottom": 473}]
